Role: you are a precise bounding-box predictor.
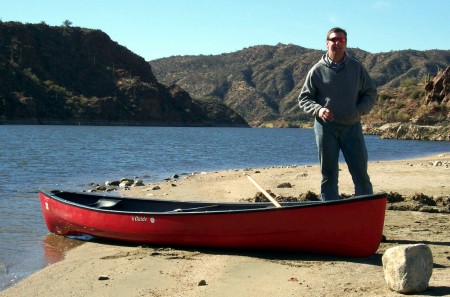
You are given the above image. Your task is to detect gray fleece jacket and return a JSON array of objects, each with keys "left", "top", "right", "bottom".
[{"left": 298, "top": 54, "right": 377, "bottom": 125}]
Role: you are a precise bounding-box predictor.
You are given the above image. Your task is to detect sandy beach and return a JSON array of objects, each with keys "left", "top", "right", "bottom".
[{"left": 1, "top": 153, "right": 449, "bottom": 297}]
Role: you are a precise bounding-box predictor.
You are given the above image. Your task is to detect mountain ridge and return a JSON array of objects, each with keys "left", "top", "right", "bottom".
[
  {"left": 1, "top": 22, "right": 448, "bottom": 140},
  {"left": 150, "top": 44, "right": 450, "bottom": 128}
]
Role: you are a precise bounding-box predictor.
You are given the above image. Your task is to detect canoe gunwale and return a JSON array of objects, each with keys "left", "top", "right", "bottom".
[{"left": 40, "top": 190, "right": 387, "bottom": 216}]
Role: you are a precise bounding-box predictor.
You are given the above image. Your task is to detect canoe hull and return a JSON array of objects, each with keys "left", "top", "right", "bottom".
[{"left": 39, "top": 191, "right": 387, "bottom": 257}]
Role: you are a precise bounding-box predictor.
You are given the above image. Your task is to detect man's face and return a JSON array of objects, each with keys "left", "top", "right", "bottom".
[{"left": 326, "top": 32, "right": 347, "bottom": 57}]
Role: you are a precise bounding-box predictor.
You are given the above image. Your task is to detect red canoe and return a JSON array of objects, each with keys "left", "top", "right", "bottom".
[{"left": 39, "top": 190, "right": 387, "bottom": 257}]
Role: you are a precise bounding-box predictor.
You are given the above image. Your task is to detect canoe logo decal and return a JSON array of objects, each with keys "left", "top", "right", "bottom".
[{"left": 131, "top": 216, "right": 156, "bottom": 223}]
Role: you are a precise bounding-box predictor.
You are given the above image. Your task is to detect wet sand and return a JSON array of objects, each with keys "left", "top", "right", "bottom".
[{"left": 1, "top": 153, "right": 449, "bottom": 296}]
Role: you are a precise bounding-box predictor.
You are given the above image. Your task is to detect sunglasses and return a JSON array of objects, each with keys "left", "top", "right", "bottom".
[{"left": 328, "top": 37, "right": 346, "bottom": 43}]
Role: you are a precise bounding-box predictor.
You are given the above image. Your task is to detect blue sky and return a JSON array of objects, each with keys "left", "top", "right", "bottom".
[{"left": 1, "top": 0, "right": 449, "bottom": 61}]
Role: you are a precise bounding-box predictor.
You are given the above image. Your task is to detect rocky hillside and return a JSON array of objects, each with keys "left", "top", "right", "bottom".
[
  {"left": 2, "top": 22, "right": 448, "bottom": 139},
  {"left": 150, "top": 44, "right": 450, "bottom": 135},
  {"left": 0, "top": 22, "right": 248, "bottom": 127},
  {"left": 364, "top": 66, "right": 450, "bottom": 141}
]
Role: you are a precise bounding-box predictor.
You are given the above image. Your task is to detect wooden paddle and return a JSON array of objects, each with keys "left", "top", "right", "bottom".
[{"left": 246, "top": 174, "right": 282, "bottom": 208}]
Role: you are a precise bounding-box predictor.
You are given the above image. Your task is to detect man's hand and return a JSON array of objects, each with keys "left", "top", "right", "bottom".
[{"left": 318, "top": 107, "right": 334, "bottom": 122}]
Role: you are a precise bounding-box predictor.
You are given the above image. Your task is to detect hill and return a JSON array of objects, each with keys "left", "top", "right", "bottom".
[
  {"left": 0, "top": 22, "right": 248, "bottom": 127},
  {"left": 150, "top": 44, "right": 450, "bottom": 137},
  {"left": 1, "top": 22, "right": 448, "bottom": 139}
]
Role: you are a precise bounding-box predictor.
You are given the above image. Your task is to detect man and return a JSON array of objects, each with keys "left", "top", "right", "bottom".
[{"left": 298, "top": 27, "right": 377, "bottom": 201}]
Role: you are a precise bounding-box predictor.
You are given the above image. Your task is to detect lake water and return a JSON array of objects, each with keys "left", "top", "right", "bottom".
[{"left": 0, "top": 125, "right": 449, "bottom": 291}]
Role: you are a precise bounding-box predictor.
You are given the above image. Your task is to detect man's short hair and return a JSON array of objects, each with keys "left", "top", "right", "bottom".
[{"left": 327, "top": 27, "right": 347, "bottom": 39}]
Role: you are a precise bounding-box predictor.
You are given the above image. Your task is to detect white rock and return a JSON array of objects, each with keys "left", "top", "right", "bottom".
[
  {"left": 382, "top": 244, "right": 433, "bottom": 293},
  {"left": 132, "top": 179, "right": 144, "bottom": 187},
  {"left": 119, "top": 180, "right": 133, "bottom": 188}
]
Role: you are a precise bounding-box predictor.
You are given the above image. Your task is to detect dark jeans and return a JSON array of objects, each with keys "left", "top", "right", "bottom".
[{"left": 314, "top": 119, "right": 373, "bottom": 201}]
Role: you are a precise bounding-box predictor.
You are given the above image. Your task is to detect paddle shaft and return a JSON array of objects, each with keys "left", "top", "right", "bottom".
[{"left": 246, "top": 175, "right": 282, "bottom": 208}]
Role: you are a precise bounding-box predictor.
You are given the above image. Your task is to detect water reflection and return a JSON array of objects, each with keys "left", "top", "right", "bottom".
[{"left": 42, "top": 234, "right": 84, "bottom": 266}]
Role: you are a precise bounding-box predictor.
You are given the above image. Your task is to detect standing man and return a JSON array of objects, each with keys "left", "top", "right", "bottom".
[{"left": 298, "top": 27, "right": 377, "bottom": 201}]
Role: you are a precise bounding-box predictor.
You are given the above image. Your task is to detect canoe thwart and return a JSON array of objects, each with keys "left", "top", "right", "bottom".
[{"left": 169, "top": 204, "right": 220, "bottom": 212}]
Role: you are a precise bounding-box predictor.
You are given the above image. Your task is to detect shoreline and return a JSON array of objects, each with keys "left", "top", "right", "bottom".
[
  {"left": 122, "top": 152, "right": 450, "bottom": 203},
  {"left": 1, "top": 153, "right": 449, "bottom": 296}
]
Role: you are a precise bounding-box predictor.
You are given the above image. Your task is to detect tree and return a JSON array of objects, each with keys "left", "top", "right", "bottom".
[{"left": 62, "top": 20, "right": 72, "bottom": 27}]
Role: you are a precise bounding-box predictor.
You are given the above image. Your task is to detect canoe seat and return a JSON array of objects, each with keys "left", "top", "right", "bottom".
[{"left": 90, "top": 198, "right": 122, "bottom": 209}]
